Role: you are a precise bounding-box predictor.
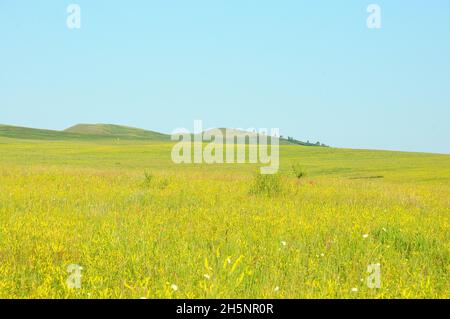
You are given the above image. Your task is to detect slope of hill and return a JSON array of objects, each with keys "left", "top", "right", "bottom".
[
  {"left": 0, "top": 124, "right": 97, "bottom": 141},
  {"left": 0, "top": 124, "right": 171, "bottom": 141},
  {"left": 64, "top": 124, "right": 170, "bottom": 141},
  {"left": 0, "top": 123, "right": 325, "bottom": 146},
  {"left": 202, "top": 128, "right": 325, "bottom": 146}
]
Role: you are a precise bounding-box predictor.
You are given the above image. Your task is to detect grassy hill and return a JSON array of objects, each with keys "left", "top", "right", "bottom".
[
  {"left": 200, "top": 128, "right": 324, "bottom": 146},
  {"left": 0, "top": 124, "right": 99, "bottom": 141},
  {"left": 0, "top": 124, "right": 171, "bottom": 141},
  {"left": 64, "top": 124, "right": 170, "bottom": 141},
  {"left": 0, "top": 123, "right": 324, "bottom": 146}
]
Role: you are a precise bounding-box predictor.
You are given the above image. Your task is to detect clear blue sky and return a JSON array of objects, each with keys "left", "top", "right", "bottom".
[{"left": 1, "top": 1, "right": 449, "bottom": 153}]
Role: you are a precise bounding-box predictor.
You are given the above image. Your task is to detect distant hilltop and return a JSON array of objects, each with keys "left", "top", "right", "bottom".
[{"left": 0, "top": 123, "right": 328, "bottom": 146}]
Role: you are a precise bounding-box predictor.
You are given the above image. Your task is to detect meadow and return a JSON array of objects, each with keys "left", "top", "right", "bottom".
[{"left": 0, "top": 136, "right": 448, "bottom": 298}]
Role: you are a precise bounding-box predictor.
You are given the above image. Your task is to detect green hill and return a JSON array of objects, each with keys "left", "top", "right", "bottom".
[
  {"left": 202, "top": 128, "right": 325, "bottom": 146},
  {"left": 64, "top": 124, "right": 171, "bottom": 141},
  {"left": 0, "top": 124, "right": 171, "bottom": 141},
  {"left": 0, "top": 123, "right": 325, "bottom": 146},
  {"left": 0, "top": 124, "right": 95, "bottom": 141}
]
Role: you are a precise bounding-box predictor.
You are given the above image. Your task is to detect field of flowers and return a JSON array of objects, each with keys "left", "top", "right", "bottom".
[{"left": 0, "top": 138, "right": 448, "bottom": 298}]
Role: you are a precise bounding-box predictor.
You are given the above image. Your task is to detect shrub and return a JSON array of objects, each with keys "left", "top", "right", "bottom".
[
  {"left": 143, "top": 172, "right": 171, "bottom": 190},
  {"left": 143, "top": 172, "right": 153, "bottom": 186},
  {"left": 156, "top": 177, "right": 170, "bottom": 190},
  {"left": 292, "top": 164, "right": 306, "bottom": 179}
]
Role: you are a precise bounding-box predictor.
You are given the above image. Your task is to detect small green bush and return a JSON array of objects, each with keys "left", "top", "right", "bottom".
[
  {"left": 292, "top": 164, "right": 306, "bottom": 179},
  {"left": 143, "top": 172, "right": 154, "bottom": 186},
  {"left": 143, "top": 172, "right": 171, "bottom": 190}
]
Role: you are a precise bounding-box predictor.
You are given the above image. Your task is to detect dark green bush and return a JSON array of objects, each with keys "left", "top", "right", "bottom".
[{"left": 292, "top": 164, "right": 306, "bottom": 179}]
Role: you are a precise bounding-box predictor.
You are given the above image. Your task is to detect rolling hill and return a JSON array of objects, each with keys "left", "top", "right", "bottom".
[
  {"left": 0, "top": 123, "right": 324, "bottom": 146},
  {"left": 64, "top": 124, "right": 171, "bottom": 141},
  {"left": 201, "top": 128, "right": 322, "bottom": 146},
  {"left": 0, "top": 124, "right": 171, "bottom": 141},
  {"left": 0, "top": 124, "right": 98, "bottom": 141}
]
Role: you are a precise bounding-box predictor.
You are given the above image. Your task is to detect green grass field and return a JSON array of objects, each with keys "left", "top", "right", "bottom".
[{"left": 0, "top": 133, "right": 448, "bottom": 298}]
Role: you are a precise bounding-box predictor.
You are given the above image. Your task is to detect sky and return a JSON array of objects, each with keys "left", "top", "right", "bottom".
[{"left": 0, "top": 0, "right": 449, "bottom": 153}]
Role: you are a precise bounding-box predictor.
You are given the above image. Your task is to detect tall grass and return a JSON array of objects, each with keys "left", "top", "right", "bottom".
[
  {"left": 0, "top": 140, "right": 448, "bottom": 298},
  {"left": 249, "top": 173, "right": 282, "bottom": 196}
]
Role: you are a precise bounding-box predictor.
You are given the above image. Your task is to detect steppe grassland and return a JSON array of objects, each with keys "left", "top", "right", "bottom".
[{"left": 0, "top": 137, "right": 448, "bottom": 298}]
